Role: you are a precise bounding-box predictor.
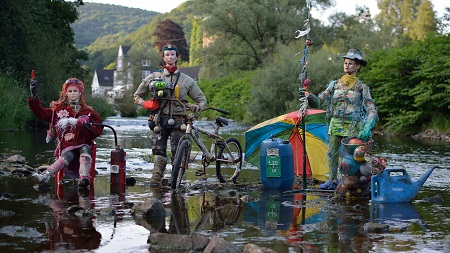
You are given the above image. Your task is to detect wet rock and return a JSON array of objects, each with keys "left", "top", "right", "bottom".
[
  {"left": 131, "top": 198, "right": 166, "bottom": 217},
  {"left": 135, "top": 216, "right": 166, "bottom": 233},
  {"left": 32, "top": 183, "right": 51, "bottom": 192},
  {"left": 67, "top": 205, "right": 85, "bottom": 215},
  {"left": 422, "top": 194, "right": 444, "bottom": 204},
  {"left": 148, "top": 232, "right": 210, "bottom": 252},
  {"left": 123, "top": 201, "right": 135, "bottom": 209},
  {"left": 0, "top": 225, "right": 42, "bottom": 238},
  {"left": 1, "top": 192, "right": 12, "bottom": 199},
  {"left": 204, "top": 236, "right": 241, "bottom": 253},
  {"left": 11, "top": 167, "right": 33, "bottom": 175},
  {"left": 6, "top": 155, "right": 26, "bottom": 164},
  {"left": 363, "top": 222, "right": 389, "bottom": 233},
  {"left": 0, "top": 210, "right": 15, "bottom": 217},
  {"left": 243, "top": 243, "right": 277, "bottom": 253},
  {"left": 74, "top": 209, "right": 95, "bottom": 218}
]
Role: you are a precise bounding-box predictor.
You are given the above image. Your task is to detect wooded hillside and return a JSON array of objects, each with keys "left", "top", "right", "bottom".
[{"left": 72, "top": 3, "right": 158, "bottom": 48}]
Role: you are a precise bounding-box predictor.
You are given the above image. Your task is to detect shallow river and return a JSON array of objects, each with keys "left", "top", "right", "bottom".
[{"left": 1, "top": 117, "right": 449, "bottom": 252}]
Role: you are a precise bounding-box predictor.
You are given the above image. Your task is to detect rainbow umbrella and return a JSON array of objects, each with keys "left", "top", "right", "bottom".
[{"left": 245, "top": 109, "right": 329, "bottom": 177}]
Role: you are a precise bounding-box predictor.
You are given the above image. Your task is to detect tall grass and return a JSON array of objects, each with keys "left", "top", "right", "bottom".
[{"left": 0, "top": 73, "right": 33, "bottom": 131}]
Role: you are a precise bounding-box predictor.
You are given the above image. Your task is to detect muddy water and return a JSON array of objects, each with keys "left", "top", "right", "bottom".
[{"left": 0, "top": 117, "right": 449, "bottom": 252}]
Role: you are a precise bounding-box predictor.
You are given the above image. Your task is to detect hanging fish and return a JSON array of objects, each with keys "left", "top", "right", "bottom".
[{"left": 294, "top": 28, "right": 310, "bottom": 39}]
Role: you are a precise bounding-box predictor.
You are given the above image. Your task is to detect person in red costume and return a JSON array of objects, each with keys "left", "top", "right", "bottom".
[
  {"left": 133, "top": 44, "right": 207, "bottom": 187},
  {"left": 28, "top": 78, "right": 104, "bottom": 188}
]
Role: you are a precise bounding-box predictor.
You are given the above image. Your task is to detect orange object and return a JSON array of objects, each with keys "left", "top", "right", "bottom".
[
  {"left": 348, "top": 139, "right": 364, "bottom": 145},
  {"left": 142, "top": 98, "right": 160, "bottom": 110}
]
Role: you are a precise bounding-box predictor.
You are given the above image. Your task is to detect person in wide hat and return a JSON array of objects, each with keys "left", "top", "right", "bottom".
[{"left": 300, "top": 49, "right": 378, "bottom": 190}]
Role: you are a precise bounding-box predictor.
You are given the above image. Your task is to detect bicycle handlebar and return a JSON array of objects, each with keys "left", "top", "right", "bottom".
[{"left": 156, "top": 97, "right": 229, "bottom": 116}]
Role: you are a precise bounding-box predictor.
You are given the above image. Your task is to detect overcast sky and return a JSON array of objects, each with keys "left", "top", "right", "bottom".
[{"left": 82, "top": 0, "right": 448, "bottom": 18}]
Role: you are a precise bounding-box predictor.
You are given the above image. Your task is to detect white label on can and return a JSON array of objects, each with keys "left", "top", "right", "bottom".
[{"left": 111, "top": 165, "right": 119, "bottom": 173}]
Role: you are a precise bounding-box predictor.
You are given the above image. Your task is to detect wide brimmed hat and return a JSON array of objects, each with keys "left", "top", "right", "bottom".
[{"left": 342, "top": 49, "right": 367, "bottom": 67}]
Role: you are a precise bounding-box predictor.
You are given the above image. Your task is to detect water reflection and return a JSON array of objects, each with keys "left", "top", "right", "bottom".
[
  {"left": 1, "top": 117, "right": 450, "bottom": 252},
  {"left": 371, "top": 202, "right": 430, "bottom": 231},
  {"left": 39, "top": 187, "right": 101, "bottom": 251}
]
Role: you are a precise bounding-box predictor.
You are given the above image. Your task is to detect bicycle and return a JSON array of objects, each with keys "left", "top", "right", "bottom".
[
  {"left": 170, "top": 192, "right": 242, "bottom": 234},
  {"left": 158, "top": 98, "right": 243, "bottom": 189}
]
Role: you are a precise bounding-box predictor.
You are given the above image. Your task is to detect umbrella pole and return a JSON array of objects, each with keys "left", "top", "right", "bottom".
[{"left": 302, "top": 113, "right": 307, "bottom": 190}]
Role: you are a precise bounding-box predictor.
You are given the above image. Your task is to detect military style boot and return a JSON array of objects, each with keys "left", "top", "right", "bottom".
[{"left": 149, "top": 155, "right": 167, "bottom": 187}]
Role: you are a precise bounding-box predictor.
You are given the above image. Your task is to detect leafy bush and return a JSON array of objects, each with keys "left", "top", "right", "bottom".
[
  {"left": 0, "top": 73, "right": 33, "bottom": 131},
  {"left": 198, "top": 70, "right": 253, "bottom": 122},
  {"left": 362, "top": 34, "right": 450, "bottom": 133},
  {"left": 85, "top": 96, "right": 116, "bottom": 119}
]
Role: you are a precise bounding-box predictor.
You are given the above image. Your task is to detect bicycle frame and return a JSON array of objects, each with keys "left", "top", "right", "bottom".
[{"left": 155, "top": 97, "right": 242, "bottom": 189}]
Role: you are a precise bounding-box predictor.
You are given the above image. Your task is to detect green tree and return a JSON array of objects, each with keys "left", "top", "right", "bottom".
[
  {"left": 200, "top": 0, "right": 332, "bottom": 78},
  {"left": 246, "top": 43, "right": 301, "bottom": 124},
  {"left": 375, "top": 0, "right": 437, "bottom": 41},
  {"left": 0, "top": 0, "right": 90, "bottom": 129},
  {"left": 362, "top": 34, "right": 450, "bottom": 133},
  {"left": 189, "top": 17, "right": 204, "bottom": 66}
]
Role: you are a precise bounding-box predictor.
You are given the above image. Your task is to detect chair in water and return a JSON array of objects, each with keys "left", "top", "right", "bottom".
[{"left": 55, "top": 141, "right": 97, "bottom": 198}]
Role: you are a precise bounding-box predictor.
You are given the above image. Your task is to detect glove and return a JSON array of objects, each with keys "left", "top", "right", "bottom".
[
  {"left": 30, "top": 79, "right": 38, "bottom": 98},
  {"left": 358, "top": 118, "right": 376, "bottom": 142},
  {"left": 77, "top": 115, "right": 90, "bottom": 126},
  {"left": 189, "top": 104, "right": 201, "bottom": 113},
  {"left": 142, "top": 98, "right": 160, "bottom": 110},
  {"left": 298, "top": 87, "right": 308, "bottom": 97}
]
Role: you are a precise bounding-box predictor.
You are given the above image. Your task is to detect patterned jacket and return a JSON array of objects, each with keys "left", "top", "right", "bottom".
[{"left": 318, "top": 78, "right": 378, "bottom": 137}]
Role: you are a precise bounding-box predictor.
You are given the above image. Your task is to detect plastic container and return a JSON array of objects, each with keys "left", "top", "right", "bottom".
[
  {"left": 260, "top": 138, "right": 294, "bottom": 189},
  {"left": 371, "top": 168, "right": 430, "bottom": 203}
]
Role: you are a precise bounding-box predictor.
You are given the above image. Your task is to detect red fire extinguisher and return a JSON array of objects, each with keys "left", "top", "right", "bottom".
[
  {"left": 110, "top": 144, "right": 126, "bottom": 193},
  {"left": 90, "top": 123, "right": 126, "bottom": 197}
]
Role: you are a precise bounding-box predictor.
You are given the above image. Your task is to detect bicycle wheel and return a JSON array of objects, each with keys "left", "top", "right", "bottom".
[
  {"left": 216, "top": 138, "right": 242, "bottom": 183},
  {"left": 170, "top": 139, "right": 190, "bottom": 189},
  {"left": 217, "top": 201, "right": 242, "bottom": 225}
]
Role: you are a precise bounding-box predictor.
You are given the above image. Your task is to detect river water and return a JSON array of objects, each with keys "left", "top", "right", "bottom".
[{"left": 0, "top": 116, "right": 449, "bottom": 252}]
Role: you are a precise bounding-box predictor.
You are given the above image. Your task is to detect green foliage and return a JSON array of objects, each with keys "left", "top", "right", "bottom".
[
  {"left": 376, "top": 0, "right": 437, "bottom": 40},
  {"left": 72, "top": 3, "right": 157, "bottom": 48},
  {"left": 245, "top": 43, "right": 300, "bottom": 124},
  {"left": 0, "top": 0, "right": 91, "bottom": 130},
  {"left": 362, "top": 34, "right": 450, "bottom": 133},
  {"left": 306, "top": 47, "right": 343, "bottom": 95},
  {"left": 0, "top": 0, "right": 85, "bottom": 81},
  {"left": 189, "top": 18, "right": 204, "bottom": 66},
  {"left": 198, "top": 71, "right": 253, "bottom": 122},
  {"left": 85, "top": 96, "right": 116, "bottom": 120},
  {"left": 0, "top": 73, "right": 33, "bottom": 131}
]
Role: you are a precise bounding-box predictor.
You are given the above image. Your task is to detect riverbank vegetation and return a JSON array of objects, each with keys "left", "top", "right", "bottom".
[{"left": 0, "top": 0, "right": 448, "bottom": 136}]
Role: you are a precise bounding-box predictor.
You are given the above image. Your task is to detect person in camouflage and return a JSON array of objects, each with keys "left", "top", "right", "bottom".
[
  {"left": 134, "top": 44, "right": 207, "bottom": 187},
  {"left": 301, "top": 49, "right": 378, "bottom": 190}
]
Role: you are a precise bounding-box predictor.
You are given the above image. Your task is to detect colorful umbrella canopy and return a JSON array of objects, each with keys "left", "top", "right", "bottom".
[{"left": 245, "top": 109, "right": 329, "bottom": 177}]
